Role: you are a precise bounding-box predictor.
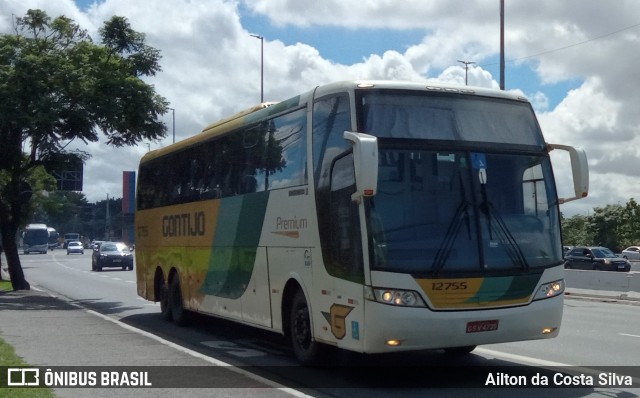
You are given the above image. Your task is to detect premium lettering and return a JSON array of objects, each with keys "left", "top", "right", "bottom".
[
  {"left": 276, "top": 216, "right": 307, "bottom": 230},
  {"left": 162, "top": 212, "right": 205, "bottom": 237}
]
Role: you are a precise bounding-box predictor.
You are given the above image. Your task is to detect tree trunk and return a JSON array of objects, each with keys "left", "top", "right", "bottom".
[{"left": 0, "top": 213, "right": 30, "bottom": 291}]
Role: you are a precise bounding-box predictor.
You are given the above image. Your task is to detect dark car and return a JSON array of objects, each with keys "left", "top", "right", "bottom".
[
  {"left": 92, "top": 241, "right": 133, "bottom": 271},
  {"left": 564, "top": 246, "right": 631, "bottom": 272}
]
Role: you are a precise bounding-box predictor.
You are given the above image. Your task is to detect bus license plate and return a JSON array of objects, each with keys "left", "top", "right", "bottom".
[{"left": 466, "top": 320, "right": 499, "bottom": 333}]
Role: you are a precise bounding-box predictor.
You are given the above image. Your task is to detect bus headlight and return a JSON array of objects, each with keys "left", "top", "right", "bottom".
[
  {"left": 533, "top": 279, "right": 564, "bottom": 301},
  {"left": 366, "top": 287, "right": 426, "bottom": 307}
]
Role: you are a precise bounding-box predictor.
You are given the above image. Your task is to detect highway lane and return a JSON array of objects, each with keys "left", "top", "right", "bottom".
[{"left": 16, "top": 250, "right": 640, "bottom": 396}]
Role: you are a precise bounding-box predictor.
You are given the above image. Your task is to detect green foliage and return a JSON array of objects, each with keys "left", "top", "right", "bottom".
[
  {"left": 0, "top": 9, "right": 169, "bottom": 289},
  {"left": 561, "top": 198, "right": 640, "bottom": 252}
]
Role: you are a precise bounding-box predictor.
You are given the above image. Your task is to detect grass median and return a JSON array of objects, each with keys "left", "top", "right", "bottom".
[{"left": 0, "top": 279, "right": 56, "bottom": 397}]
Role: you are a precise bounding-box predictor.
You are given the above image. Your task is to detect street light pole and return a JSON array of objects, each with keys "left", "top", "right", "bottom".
[
  {"left": 500, "top": 0, "right": 505, "bottom": 90},
  {"left": 169, "top": 107, "right": 175, "bottom": 143},
  {"left": 250, "top": 34, "right": 264, "bottom": 102}
]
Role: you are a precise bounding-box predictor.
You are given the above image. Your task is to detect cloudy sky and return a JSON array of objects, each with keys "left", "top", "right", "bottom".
[{"left": 2, "top": 0, "right": 639, "bottom": 216}]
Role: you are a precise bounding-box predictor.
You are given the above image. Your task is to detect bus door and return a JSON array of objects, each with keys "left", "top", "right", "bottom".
[{"left": 314, "top": 152, "right": 367, "bottom": 349}]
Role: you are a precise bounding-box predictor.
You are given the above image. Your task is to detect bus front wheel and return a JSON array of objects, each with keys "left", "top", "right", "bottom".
[{"left": 290, "top": 289, "right": 322, "bottom": 365}]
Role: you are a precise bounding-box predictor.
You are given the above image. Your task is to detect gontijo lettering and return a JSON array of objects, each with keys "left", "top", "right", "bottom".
[{"left": 162, "top": 212, "right": 205, "bottom": 237}]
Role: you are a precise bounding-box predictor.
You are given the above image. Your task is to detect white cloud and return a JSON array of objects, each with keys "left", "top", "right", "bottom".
[{"left": 2, "top": 0, "right": 640, "bottom": 216}]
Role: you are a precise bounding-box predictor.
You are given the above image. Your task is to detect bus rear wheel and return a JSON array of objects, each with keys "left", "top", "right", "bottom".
[
  {"left": 159, "top": 281, "right": 171, "bottom": 321},
  {"left": 290, "top": 290, "right": 322, "bottom": 365},
  {"left": 169, "top": 275, "right": 189, "bottom": 326}
]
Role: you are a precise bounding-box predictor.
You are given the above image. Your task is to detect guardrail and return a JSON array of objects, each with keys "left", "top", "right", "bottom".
[{"left": 565, "top": 269, "right": 639, "bottom": 293}]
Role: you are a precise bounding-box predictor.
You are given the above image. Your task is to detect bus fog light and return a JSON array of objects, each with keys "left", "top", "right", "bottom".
[
  {"left": 542, "top": 327, "right": 557, "bottom": 334},
  {"left": 386, "top": 339, "right": 402, "bottom": 347}
]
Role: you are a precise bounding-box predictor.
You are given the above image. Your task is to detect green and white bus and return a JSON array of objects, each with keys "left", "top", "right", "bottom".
[{"left": 135, "top": 80, "right": 588, "bottom": 364}]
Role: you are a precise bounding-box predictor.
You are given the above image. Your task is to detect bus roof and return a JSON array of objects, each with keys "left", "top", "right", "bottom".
[
  {"left": 140, "top": 80, "right": 531, "bottom": 164},
  {"left": 25, "top": 223, "right": 47, "bottom": 229}
]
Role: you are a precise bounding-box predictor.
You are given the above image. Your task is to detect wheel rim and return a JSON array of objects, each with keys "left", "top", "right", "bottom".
[{"left": 293, "top": 305, "right": 311, "bottom": 350}]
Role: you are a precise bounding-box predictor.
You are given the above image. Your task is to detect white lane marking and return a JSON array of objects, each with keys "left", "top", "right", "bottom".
[
  {"left": 51, "top": 256, "right": 136, "bottom": 284},
  {"left": 619, "top": 333, "right": 640, "bottom": 339},
  {"left": 476, "top": 347, "right": 573, "bottom": 367},
  {"left": 85, "top": 309, "right": 313, "bottom": 397}
]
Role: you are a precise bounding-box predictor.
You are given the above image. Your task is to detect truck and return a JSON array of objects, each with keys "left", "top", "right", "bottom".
[{"left": 63, "top": 232, "right": 81, "bottom": 249}]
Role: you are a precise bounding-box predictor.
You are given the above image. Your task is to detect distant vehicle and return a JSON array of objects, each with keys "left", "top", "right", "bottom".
[
  {"left": 564, "top": 246, "right": 631, "bottom": 272},
  {"left": 47, "top": 227, "right": 59, "bottom": 250},
  {"left": 92, "top": 241, "right": 133, "bottom": 271},
  {"left": 620, "top": 246, "right": 640, "bottom": 261},
  {"left": 23, "top": 224, "right": 49, "bottom": 254},
  {"left": 66, "top": 241, "right": 84, "bottom": 255},
  {"left": 63, "top": 233, "right": 80, "bottom": 249}
]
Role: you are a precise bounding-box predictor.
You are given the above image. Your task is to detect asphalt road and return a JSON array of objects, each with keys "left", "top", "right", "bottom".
[{"left": 10, "top": 249, "right": 640, "bottom": 397}]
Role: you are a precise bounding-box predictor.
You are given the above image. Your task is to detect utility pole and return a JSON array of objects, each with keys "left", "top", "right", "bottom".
[
  {"left": 250, "top": 34, "right": 264, "bottom": 102},
  {"left": 458, "top": 60, "right": 476, "bottom": 85},
  {"left": 500, "top": 0, "right": 505, "bottom": 90},
  {"left": 169, "top": 107, "right": 175, "bottom": 144}
]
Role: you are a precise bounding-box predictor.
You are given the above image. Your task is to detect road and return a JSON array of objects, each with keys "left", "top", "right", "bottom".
[{"left": 15, "top": 249, "right": 640, "bottom": 396}]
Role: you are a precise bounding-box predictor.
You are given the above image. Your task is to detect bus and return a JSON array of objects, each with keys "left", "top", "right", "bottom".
[
  {"left": 47, "top": 227, "right": 59, "bottom": 250},
  {"left": 135, "top": 80, "right": 589, "bottom": 364},
  {"left": 23, "top": 224, "right": 50, "bottom": 254}
]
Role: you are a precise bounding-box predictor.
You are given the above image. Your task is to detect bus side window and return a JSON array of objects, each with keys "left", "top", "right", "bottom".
[{"left": 328, "top": 153, "right": 364, "bottom": 283}]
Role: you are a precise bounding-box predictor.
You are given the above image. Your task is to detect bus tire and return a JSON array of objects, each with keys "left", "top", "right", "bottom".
[
  {"left": 290, "top": 289, "right": 322, "bottom": 365},
  {"left": 443, "top": 345, "right": 477, "bottom": 355},
  {"left": 169, "top": 275, "right": 189, "bottom": 326},
  {"left": 159, "top": 281, "right": 171, "bottom": 321}
]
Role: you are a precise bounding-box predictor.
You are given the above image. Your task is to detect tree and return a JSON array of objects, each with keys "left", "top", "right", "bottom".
[
  {"left": 561, "top": 212, "right": 593, "bottom": 247},
  {"left": 0, "top": 10, "right": 168, "bottom": 290}
]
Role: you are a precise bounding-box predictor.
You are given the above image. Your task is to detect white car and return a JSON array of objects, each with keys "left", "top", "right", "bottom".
[
  {"left": 66, "top": 241, "right": 84, "bottom": 255},
  {"left": 620, "top": 246, "right": 640, "bottom": 260}
]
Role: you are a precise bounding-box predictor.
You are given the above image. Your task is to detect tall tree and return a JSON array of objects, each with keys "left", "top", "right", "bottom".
[{"left": 0, "top": 10, "right": 168, "bottom": 290}]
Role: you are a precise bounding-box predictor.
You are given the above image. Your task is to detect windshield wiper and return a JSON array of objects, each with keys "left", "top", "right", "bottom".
[
  {"left": 480, "top": 188, "right": 529, "bottom": 272},
  {"left": 432, "top": 171, "right": 474, "bottom": 275},
  {"left": 432, "top": 200, "right": 473, "bottom": 275}
]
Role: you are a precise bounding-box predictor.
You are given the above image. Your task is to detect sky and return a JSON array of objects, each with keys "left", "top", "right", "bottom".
[{"left": 2, "top": 0, "right": 640, "bottom": 217}]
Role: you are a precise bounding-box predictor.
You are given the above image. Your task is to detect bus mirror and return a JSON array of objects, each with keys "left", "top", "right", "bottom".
[
  {"left": 343, "top": 131, "right": 378, "bottom": 201},
  {"left": 548, "top": 143, "right": 589, "bottom": 204}
]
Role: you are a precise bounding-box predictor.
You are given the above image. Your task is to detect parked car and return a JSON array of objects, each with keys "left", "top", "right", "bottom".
[
  {"left": 564, "top": 246, "right": 631, "bottom": 272},
  {"left": 91, "top": 241, "right": 133, "bottom": 271},
  {"left": 620, "top": 246, "right": 640, "bottom": 261},
  {"left": 66, "top": 241, "right": 84, "bottom": 255}
]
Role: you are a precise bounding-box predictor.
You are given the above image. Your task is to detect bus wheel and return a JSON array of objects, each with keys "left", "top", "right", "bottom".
[
  {"left": 443, "top": 345, "right": 477, "bottom": 355},
  {"left": 169, "top": 275, "right": 189, "bottom": 326},
  {"left": 290, "top": 290, "right": 321, "bottom": 365},
  {"left": 159, "top": 281, "right": 171, "bottom": 320}
]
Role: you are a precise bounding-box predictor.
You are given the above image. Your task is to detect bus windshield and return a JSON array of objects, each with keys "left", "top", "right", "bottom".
[
  {"left": 368, "top": 148, "right": 562, "bottom": 275},
  {"left": 359, "top": 91, "right": 561, "bottom": 275},
  {"left": 359, "top": 90, "right": 545, "bottom": 147}
]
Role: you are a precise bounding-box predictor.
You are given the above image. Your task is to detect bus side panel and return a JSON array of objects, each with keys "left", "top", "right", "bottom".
[
  {"left": 267, "top": 247, "right": 313, "bottom": 333},
  {"left": 259, "top": 187, "right": 316, "bottom": 333},
  {"left": 240, "top": 247, "right": 272, "bottom": 327},
  {"left": 135, "top": 200, "right": 221, "bottom": 303}
]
